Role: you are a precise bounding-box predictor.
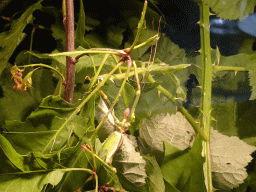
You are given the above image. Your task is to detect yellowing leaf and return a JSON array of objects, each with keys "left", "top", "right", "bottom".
[
  {"left": 113, "top": 135, "right": 147, "bottom": 189},
  {"left": 139, "top": 112, "right": 196, "bottom": 162},
  {"left": 210, "top": 128, "right": 256, "bottom": 190},
  {"left": 95, "top": 97, "right": 116, "bottom": 142}
]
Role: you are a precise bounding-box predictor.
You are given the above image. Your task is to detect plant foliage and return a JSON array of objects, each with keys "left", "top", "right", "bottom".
[{"left": 0, "top": 0, "right": 256, "bottom": 191}]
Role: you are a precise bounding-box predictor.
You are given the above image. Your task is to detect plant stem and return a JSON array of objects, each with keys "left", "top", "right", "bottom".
[
  {"left": 63, "top": 0, "right": 75, "bottom": 103},
  {"left": 198, "top": 2, "right": 213, "bottom": 191}
]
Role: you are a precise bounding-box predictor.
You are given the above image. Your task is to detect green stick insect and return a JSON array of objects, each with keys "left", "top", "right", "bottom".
[{"left": 49, "top": 0, "right": 152, "bottom": 167}]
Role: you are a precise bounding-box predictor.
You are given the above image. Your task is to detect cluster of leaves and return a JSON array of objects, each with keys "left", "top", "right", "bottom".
[{"left": 0, "top": 0, "right": 256, "bottom": 192}]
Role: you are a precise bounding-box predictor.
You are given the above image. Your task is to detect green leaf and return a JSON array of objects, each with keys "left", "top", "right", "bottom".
[
  {"left": 55, "top": 144, "right": 93, "bottom": 192},
  {"left": 75, "top": 0, "right": 90, "bottom": 49},
  {"left": 0, "top": 85, "right": 38, "bottom": 125},
  {"left": 0, "top": 138, "right": 93, "bottom": 192},
  {"left": 243, "top": 137, "right": 256, "bottom": 146},
  {"left": 248, "top": 68, "right": 256, "bottom": 100},
  {"left": 0, "top": 134, "right": 63, "bottom": 173},
  {"left": 161, "top": 137, "right": 206, "bottom": 192},
  {"left": 0, "top": 1, "right": 42, "bottom": 76},
  {"left": 139, "top": 112, "right": 196, "bottom": 163},
  {"left": 80, "top": 92, "right": 99, "bottom": 131},
  {"left": 210, "top": 128, "right": 256, "bottom": 190},
  {"left": 0, "top": 134, "right": 28, "bottom": 172},
  {"left": 0, "top": 170, "right": 64, "bottom": 192},
  {"left": 211, "top": 96, "right": 239, "bottom": 136},
  {"left": 3, "top": 96, "right": 89, "bottom": 154},
  {"left": 136, "top": 88, "right": 177, "bottom": 119},
  {"left": 100, "top": 80, "right": 126, "bottom": 120},
  {"left": 200, "top": 0, "right": 256, "bottom": 20},
  {"left": 123, "top": 82, "right": 136, "bottom": 108},
  {"left": 236, "top": 100, "right": 256, "bottom": 138},
  {"left": 0, "top": 65, "right": 40, "bottom": 125},
  {"left": 137, "top": 80, "right": 162, "bottom": 94},
  {"left": 152, "top": 34, "right": 188, "bottom": 66},
  {"left": 190, "top": 51, "right": 252, "bottom": 89},
  {"left": 212, "top": 72, "right": 247, "bottom": 92},
  {"left": 143, "top": 155, "right": 165, "bottom": 192},
  {"left": 164, "top": 179, "right": 181, "bottom": 192},
  {"left": 30, "top": 68, "right": 56, "bottom": 103}
]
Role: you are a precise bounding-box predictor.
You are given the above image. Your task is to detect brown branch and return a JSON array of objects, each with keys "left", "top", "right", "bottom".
[{"left": 63, "top": 0, "right": 75, "bottom": 103}]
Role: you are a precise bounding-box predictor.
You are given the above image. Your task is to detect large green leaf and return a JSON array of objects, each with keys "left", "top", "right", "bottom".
[
  {"left": 0, "top": 134, "right": 66, "bottom": 191},
  {"left": 143, "top": 34, "right": 190, "bottom": 95},
  {"left": 143, "top": 155, "right": 165, "bottom": 192},
  {"left": 0, "top": 1, "right": 42, "bottom": 76},
  {"left": 191, "top": 51, "right": 255, "bottom": 100},
  {"left": 0, "top": 134, "right": 62, "bottom": 173},
  {"left": 0, "top": 85, "right": 38, "bottom": 125},
  {"left": 211, "top": 96, "right": 239, "bottom": 136},
  {"left": 161, "top": 137, "right": 206, "bottom": 192},
  {"left": 0, "top": 63, "right": 57, "bottom": 126},
  {"left": 151, "top": 34, "right": 188, "bottom": 66},
  {"left": 136, "top": 88, "right": 176, "bottom": 119},
  {"left": 2, "top": 96, "right": 89, "bottom": 154},
  {"left": 0, "top": 170, "right": 64, "bottom": 192},
  {"left": 123, "top": 82, "right": 136, "bottom": 109},
  {"left": 54, "top": 144, "right": 94, "bottom": 192},
  {"left": 197, "top": 0, "right": 256, "bottom": 20},
  {"left": 0, "top": 138, "right": 93, "bottom": 192}
]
